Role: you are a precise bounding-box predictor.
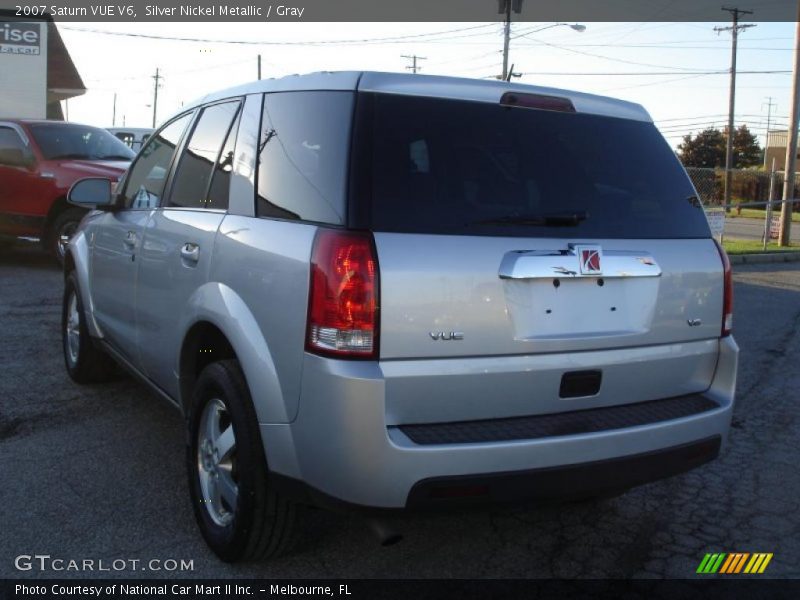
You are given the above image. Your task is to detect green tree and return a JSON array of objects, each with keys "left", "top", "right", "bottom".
[
  {"left": 678, "top": 127, "right": 726, "bottom": 167},
  {"left": 677, "top": 125, "right": 762, "bottom": 168},
  {"left": 732, "top": 124, "right": 762, "bottom": 167}
]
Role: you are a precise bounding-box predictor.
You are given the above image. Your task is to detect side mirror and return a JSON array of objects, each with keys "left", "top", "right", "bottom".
[
  {"left": 68, "top": 178, "right": 116, "bottom": 209},
  {"left": 0, "top": 148, "right": 35, "bottom": 168}
]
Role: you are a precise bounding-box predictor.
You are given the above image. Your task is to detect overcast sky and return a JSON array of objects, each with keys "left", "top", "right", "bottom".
[{"left": 58, "top": 21, "right": 795, "bottom": 149}]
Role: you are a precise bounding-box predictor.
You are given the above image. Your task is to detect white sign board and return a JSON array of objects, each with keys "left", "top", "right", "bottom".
[
  {"left": 0, "top": 22, "right": 42, "bottom": 56},
  {"left": 705, "top": 209, "right": 726, "bottom": 237},
  {"left": 769, "top": 216, "right": 781, "bottom": 240},
  {"left": 0, "top": 22, "right": 47, "bottom": 118}
]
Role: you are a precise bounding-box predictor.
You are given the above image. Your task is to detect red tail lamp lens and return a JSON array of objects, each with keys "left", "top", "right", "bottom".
[
  {"left": 306, "top": 229, "right": 379, "bottom": 358},
  {"left": 714, "top": 239, "right": 733, "bottom": 337}
]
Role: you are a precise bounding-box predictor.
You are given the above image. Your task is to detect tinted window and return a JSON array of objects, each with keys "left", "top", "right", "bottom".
[
  {"left": 114, "top": 132, "right": 135, "bottom": 147},
  {"left": 256, "top": 91, "right": 353, "bottom": 224},
  {"left": 0, "top": 127, "right": 26, "bottom": 153},
  {"left": 28, "top": 123, "right": 134, "bottom": 161},
  {"left": 169, "top": 101, "right": 240, "bottom": 209},
  {"left": 352, "top": 93, "right": 710, "bottom": 239},
  {"left": 121, "top": 113, "right": 192, "bottom": 210}
]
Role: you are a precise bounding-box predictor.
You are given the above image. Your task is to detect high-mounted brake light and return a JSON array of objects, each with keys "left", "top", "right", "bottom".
[
  {"left": 500, "top": 92, "right": 576, "bottom": 113},
  {"left": 714, "top": 239, "right": 733, "bottom": 337},
  {"left": 306, "top": 229, "right": 379, "bottom": 359}
]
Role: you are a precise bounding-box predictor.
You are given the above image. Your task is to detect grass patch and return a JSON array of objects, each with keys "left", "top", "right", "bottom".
[
  {"left": 722, "top": 239, "right": 797, "bottom": 255},
  {"left": 727, "top": 207, "right": 800, "bottom": 222}
]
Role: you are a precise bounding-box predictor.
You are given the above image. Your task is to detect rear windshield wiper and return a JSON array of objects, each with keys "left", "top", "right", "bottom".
[
  {"left": 98, "top": 154, "right": 134, "bottom": 160},
  {"left": 470, "top": 210, "right": 589, "bottom": 227}
]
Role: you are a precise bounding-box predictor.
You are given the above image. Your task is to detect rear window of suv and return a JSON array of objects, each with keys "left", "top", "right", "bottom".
[{"left": 349, "top": 93, "right": 710, "bottom": 239}]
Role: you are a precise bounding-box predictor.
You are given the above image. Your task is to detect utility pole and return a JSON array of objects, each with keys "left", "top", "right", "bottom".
[
  {"left": 402, "top": 55, "right": 427, "bottom": 74},
  {"left": 715, "top": 7, "right": 755, "bottom": 211},
  {"left": 762, "top": 96, "right": 776, "bottom": 168},
  {"left": 499, "top": 0, "right": 523, "bottom": 81},
  {"left": 112, "top": 92, "right": 117, "bottom": 127},
  {"left": 257, "top": 54, "right": 262, "bottom": 80},
  {"left": 151, "top": 68, "right": 162, "bottom": 128},
  {"left": 780, "top": 8, "right": 800, "bottom": 247},
  {"left": 64, "top": 99, "right": 69, "bottom": 121}
]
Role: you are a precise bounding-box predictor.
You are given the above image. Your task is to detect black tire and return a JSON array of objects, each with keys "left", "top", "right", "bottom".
[
  {"left": 48, "top": 207, "right": 86, "bottom": 266},
  {"left": 187, "top": 360, "right": 295, "bottom": 562},
  {"left": 62, "top": 272, "right": 118, "bottom": 383}
]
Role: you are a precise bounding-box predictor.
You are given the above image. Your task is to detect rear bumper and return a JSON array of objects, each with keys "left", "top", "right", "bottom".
[
  {"left": 405, "top": 436, "right": 720, "bottom": 509},
  {"left": 261, "top": 336, "right": 738, "bottom": 509}
]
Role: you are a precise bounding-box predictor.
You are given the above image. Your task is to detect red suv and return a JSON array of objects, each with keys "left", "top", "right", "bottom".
[{"left": 0, "top": 119, "right": 133, "bottom": 262}]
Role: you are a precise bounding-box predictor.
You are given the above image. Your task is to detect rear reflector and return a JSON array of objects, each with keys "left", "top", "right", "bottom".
[
  {"left": 306, "top": 229, "right": 379, "bottom": 359},
  {"left": 714, "top": 239, "right": 733, "bottom": 337},
  {"left": 500, "top": 91, "right": 576, "bottom": 113}
]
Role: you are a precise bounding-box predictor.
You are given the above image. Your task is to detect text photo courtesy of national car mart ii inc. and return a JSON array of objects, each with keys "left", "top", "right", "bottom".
[{"left": 14, "top": 583, "right": 353, "bottom": 596}]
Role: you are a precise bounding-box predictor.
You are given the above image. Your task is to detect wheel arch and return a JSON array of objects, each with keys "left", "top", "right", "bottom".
[
  {"left": 44, "top": 196, "right": 86, "bottom": 239},
  {"left": 178, "top": 283, "right": 291, "bottom": 425},
  {"left": 63, "top": 229, "right": 103, "bottom": 339}
]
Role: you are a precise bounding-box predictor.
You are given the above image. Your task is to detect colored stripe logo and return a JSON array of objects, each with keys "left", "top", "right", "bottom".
[{"left": 696, "top": 553, "right": 773, "bottom": 574}]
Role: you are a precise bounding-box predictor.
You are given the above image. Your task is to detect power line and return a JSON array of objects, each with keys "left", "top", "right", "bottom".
[
  {"left": 61, "top": 23, "right": 498, "bottom": 46},
  {"left": 517, "top": 69, "right": 790, "bottom": 76},
  {"left": 518, "top": 35, "right": 727, "bottom": 72},
  {"left": 656, "top": 113, "right": 788, "bottom": 122}
]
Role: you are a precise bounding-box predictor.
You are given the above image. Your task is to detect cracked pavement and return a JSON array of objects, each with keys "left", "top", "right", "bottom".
[{"left": 1, "top": 244, "right": 798, "bottom": 579}]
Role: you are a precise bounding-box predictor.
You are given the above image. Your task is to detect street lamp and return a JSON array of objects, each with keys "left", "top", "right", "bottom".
[{"left": 498, "top": 8, "right": 587, "bottom": 80}]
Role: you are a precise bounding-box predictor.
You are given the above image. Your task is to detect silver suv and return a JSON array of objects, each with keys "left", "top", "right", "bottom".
[{"left": 62, "top": 72, "right": 738, "bottom": 562}]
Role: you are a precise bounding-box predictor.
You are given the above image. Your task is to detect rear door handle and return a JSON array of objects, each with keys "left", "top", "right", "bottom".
[
  {"left": 123, "top": 230, "right": 136, "bottom": 248},
  {"left": 180, "top": 242, "right": 200, "bottom": 264}
]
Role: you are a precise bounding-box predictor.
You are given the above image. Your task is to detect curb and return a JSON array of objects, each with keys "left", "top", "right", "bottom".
[{"left": 729, "top": 251, "right": 800, "bottom": 265}]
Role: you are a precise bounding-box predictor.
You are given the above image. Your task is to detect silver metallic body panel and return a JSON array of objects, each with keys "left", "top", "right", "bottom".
[
  {"left": 64, "top": 222, "right": 102, "bottom": 338},
  {"left": 374, "top": 234, "right": 724, "bottom": 360},
  {"left": 136, "top": 209, "right": 225, "bottom": 395},
  {"left": 357, "top": 72, "right": 651, "bottom": 121},
  {"left": 207, "top": 216, "right": 316, "bottom": 423},
  {"left": 88, "top": 208, "right": 152, "bottom": 365},
  {"left": 269, "top": 336, "right": 737, "bottom": 508},
  {"left": 380, "top": 339, "right": 719, "bottom": 425}
]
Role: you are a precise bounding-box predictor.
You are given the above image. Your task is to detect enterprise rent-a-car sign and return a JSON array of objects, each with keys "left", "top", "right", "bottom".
[{"left": 0, "top": 22, "right": 41, "bottom": 55}]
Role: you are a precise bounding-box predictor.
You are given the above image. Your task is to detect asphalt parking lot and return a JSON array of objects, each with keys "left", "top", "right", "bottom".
[{"left": 1, "top": 243, "right": 799, "bottom": 579}]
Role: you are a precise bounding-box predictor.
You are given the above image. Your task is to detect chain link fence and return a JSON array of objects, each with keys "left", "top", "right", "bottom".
[{"left": 685, "top": 167, "right": 800, "bottom": 211}]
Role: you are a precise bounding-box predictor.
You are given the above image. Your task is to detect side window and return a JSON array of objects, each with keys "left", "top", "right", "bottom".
[
  {"left": 0, "top": 127, "right": 29, "bottom": 166},
  {"left": 114, "top": 132, "right": 135, "bottom": 148},
  {"left": 0, "top": 127, "right": 26, "bottom": 151},
  {"left": 169, "top": 101, "right": 240, "bottom": 210},
  {"left": 121, "top": 114, "right": 192, "bottom": 209},
  {"left": 256, "top": 91, "right": 353, "bottom": 224}
]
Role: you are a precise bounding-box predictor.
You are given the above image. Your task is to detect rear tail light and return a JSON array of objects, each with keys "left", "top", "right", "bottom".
[
  {"left": 714, "top": 240, "right": 733, "bottom": 337},
  {"left": 306, "top": 229, "right": 379, "bottom": 359}
]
